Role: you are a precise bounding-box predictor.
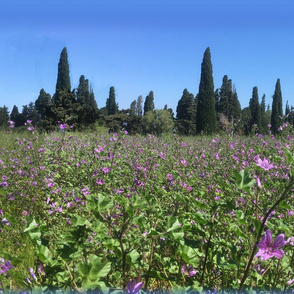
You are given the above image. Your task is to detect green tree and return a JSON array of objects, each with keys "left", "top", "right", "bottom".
[
  {"left": 260, "top": 94, "right": 268, "bottom": 134},
  {"left": 232, "top": 86, "right": 241, "bottom": 123},
  {"left": 0, "top": 106, "right": 9, "bottom": 129},
  {"left": 20, "top": 102, "right": 41, "bottom": 126},
  {"left": 76, "top": 75, "right": 89, "bottom": 105},
  {"left": 136, "top": 95, "right": 143, "bottom": 117},
  {"left": 10, "top": 105, "right": 22, "bottom": 127},
  {"left": 285, "top": 100, "right": 290, "bottom": 117},
  {"left": 54, "top": 47, "right": 71, "bottom": 103},
  {"left": 219, "top": 75, "right": 233, "bottom": 119},
  {"left": 141, "top": 109, "right": 174, "bottom": 135},
  {"left": 35, "top": 89, "right": 51, "bottom": 119},
  {"left": 176, "top": 89, "right": 195, "bottom": 135},
  {"left": 196, "top": 47, "right": 216, "bottom": 134},
  {"left": 75, "top": 76, "right": 99, "bottom": 126},
  {"left": 129, "top": 100, "right": 137, "bottom": 116},
  {"left": 143, "top": 91, "right": 155, "bottom": 115},
  {"left": 271, "top": 79, "right": 283, "bottom": 134},
  {"left": 106, "top": 86, "right": 118, "bottom": 115},
  {"left": 249, "top": 86, "right": 261, "bottom": 131},
  {"left": 44, "top": 90, "right": 79, "bottom": 131},
  {"left": 239, "top": 107, "right": 252, "bottom": 136}
]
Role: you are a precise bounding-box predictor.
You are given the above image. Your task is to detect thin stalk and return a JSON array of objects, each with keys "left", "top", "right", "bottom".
[
  {"left": 238, "top": 178, "right": 294, "bottom": 293},
  {"left": 200, "top": 224, "right": 214, "bottom": 286}
]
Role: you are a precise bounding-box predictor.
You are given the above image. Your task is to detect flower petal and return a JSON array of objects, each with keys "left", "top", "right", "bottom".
[
  {"left": 272, "top": 249, "right": 284, "bottom": 259},
  {"left": 272, "top": 234, "right": 287, "bottom": 249},
  {"left": 265, "top": 229, "right": 272, "bottom": 246}
]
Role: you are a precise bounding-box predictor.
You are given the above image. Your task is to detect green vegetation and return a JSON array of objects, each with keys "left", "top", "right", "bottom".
[{"left": 1, "top": 125, "right": 294, "bottom": 293}]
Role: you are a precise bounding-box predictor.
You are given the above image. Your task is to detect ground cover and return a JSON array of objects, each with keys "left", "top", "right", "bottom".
[{"left": 0, "top": 124, "right": 294, "bottom": 293}]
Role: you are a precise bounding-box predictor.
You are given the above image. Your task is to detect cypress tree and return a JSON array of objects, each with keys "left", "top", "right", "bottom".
[
  {"left": 271, "top": 79, "right": 283, "bottom": 134},
  {"left": 249, "top": 86, "right": 261, "bottom": 130},
  {"left": 176, "top": 89, "right": 195, "bottom": 135},
  {"left": 136, "top": 95, "right": 143, "bottom": 117},
  {"left": 143, "top": 91, "right": 155, "bottom": 115},
  {"left": 10, "top": 105, "right": 22, "bottom": 127},
  {"left": 260, "top": 94, "right": 268, "bottom": 134},
  {"left": 196, "top": 47, "right": 216, "bottom": 134},
  {"left": 106, "top": 86, "right": 118, "bottom": 115},
  {"left": 54, "top": 47, "right": 71, "bottom": 103},
  {"left": 0, "top": 106, "right": 9, "bottom": 129},
  {"left": 219, "top": 75, "right": 231, "bottom": 118},
  {"left": 232, "top": 87, "right": 241, "bottom": 123},
  {"left": 76, "top": 75, "right": 89, "bottom": 105}
]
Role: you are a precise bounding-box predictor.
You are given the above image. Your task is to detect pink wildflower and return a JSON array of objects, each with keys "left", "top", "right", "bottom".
[
  {"left": 255, "top": 157, "right": 274, "bottom": 170},
  {"left": 255, "top": 229, "right": 287, "bottom": 261}
]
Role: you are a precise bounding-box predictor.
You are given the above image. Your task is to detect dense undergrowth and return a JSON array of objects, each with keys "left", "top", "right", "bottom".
[{"left": 0, "top": 124, "right": 294, "bottom": 293}]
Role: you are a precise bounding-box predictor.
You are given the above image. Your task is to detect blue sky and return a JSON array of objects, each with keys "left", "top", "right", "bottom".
[{"left": 0, "top": 0, "right": 293, "bottom": 115}]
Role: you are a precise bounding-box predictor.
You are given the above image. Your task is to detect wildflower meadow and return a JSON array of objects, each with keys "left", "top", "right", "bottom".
[{"left": 1, "top": 122, "right": 294, "bottom": 293}]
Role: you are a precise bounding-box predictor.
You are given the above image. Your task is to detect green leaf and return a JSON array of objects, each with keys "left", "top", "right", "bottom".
[
  {"left": 167, "top": 219, "right": 184, "bottom": 240},
  {"left": 24, "top": 219, "right": 41, "bottom": 242},
  {"left": 35, "top": 245, "right": 50, "bottom": 262},
  {"left": 178, "top": 245, "right": 200, "bottom": 266},
  {"left": 86, "top": 194, "right": 113, "bottom": 213},
  {"left": 253, "top": 219, "right": 261, "bottom": 233},
  {"left": 70, "top": 214, "right": 90, "bottom": 226},
  {"left": 126, "top": 250, "right": 140, "bottom": 265},
  {"left": 77, "top": 262, "right": 91, "bottom": 276},
  {"left": 234, "top": 169, "right": 255, "bottom": 189},
  {"left": 89, "top": 260, "right": 111, "bottom": 280}
]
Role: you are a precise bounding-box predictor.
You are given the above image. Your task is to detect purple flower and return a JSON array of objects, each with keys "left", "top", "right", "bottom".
[
  {"left": 255, "top": 157, "right": 274, "bottom": 170},
  {"left": 29, "top": 268, "right": 37, "bottom": 280},
  {"left": 59, "top": 124, "right": 67, "bottom": 130},
  {"left": 126, "top": 279, "right": 143, "bottom": 294},
  {"left": 1, "top": 181, "right": 7, "bottom": 187},
  {"left": 0, "top": 258, "right": 13, "bottom": 274},
  {"left": 255, "top": 229, "right": 287, "bottom": 261},
  {"left": 181, "top": 264, "right": 197, "bottom": 277}
]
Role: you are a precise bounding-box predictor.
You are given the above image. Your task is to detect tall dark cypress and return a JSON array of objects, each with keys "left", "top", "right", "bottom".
[
  {"left": 260, "top": 94, "right": 268, "bottom": 134},
  {"left": 54, "top": 47, "right": 71, "bottom": 103},
  {"left": 249, "top": 86, "right": 261, "bottom": 130},
  {"left": 143, "top": 91, "right": 155, "bottom": 115},
  {"left": 271, "top": 79, "right": 283, "bottom": 134},
  {"left": 196, "top": 47, "right": 216, "bottom": 134},
  {"left": 106, "top": 86, "right": 118, "bottom": 115}
]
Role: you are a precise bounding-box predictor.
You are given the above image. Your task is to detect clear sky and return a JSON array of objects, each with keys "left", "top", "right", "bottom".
[{"left": 0, "top": 0, "right": 293, "bottom": 115}]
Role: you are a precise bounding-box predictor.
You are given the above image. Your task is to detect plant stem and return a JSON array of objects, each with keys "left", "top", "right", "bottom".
[{"left": 238, "top": 178, "right": 294, "bottom": 293}]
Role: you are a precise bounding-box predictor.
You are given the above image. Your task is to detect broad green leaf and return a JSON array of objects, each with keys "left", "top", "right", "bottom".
[
  {"left": 89, "top": 260, "right": 111, "bottom": 280},
  {"left": 81, "top": 279, "right": 107, "bottom": 291},
  {"left": 35, "top": 245, "right": 50, "bottom": 262},
  {"left": 126, "top": 250, "right": 140, "bottom": 265},
  {"left": 253, "top": 219, "right": 261, "bottom": 233},
  {"left": 24, "top": 219, "right": 41, "bottom": 241},
  {"left": 234, "top": 169, "right": 255, "bottom": 189},
  {"left": 178, "top": 245, "right": 200, "bottom": 266},
  {"left": 86, "top": 194, "right": 113, "bottom": 213},
  {"left": 167, "top": 219, "right": 184, "bottom": 240},
  {"left": 76, "top": 262, "right": 91, "bottom": 276},
  {"left": 70, "top": 214, "right": 90, "bottom": 226}
]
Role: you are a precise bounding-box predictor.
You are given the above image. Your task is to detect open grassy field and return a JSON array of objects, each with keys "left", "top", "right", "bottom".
[{"left": 0, "top": 126, "right": 294, "bottom": 293}]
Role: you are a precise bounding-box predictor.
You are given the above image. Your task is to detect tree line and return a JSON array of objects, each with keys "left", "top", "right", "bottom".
[{"left": 0, "top": 46, "right": 293, "bottom": 135}]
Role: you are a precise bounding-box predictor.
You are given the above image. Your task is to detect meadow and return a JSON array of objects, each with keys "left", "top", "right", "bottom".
[{"left": 0, "top": 122, "right": 294, "bottom": 293}]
